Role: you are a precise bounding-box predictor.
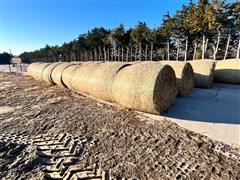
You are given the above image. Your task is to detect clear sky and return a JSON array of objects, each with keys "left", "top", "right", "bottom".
[{"left": 1, "top": 0, "right": 198, "bottom": 55}]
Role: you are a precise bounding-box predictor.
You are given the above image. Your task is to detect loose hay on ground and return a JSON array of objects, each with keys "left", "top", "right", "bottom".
[
  {"left": 188, "top": 60, "right": 216, "bottom": 88},
  {"left": 214, "top": 59, "right": 240, "bottom": 84},
  {"left": 51, "top": 63, "right": 74, "bottom": 86},
  {"left": 159, "top": 61, "right": 194, "bottom": 96},
  {"left": 112, "top": 62, "right": 177, "bottom": 114}
]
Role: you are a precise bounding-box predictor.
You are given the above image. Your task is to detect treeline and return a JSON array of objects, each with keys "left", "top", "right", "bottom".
[
  {"left": 0, "top": 52, "right": 12, "bottom": 64},
  {"left": 20, "top": 0, "right": 240, "bottom": 62}
]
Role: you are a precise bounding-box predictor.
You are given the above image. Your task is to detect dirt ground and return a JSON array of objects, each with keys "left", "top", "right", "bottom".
[{"left": 0, "top": 72, "right": 240, "bottom": 179}]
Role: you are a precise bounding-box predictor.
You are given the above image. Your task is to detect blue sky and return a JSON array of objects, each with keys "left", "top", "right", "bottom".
[{"left": 1, "top": 0, "right": 198, "bottom": 55}]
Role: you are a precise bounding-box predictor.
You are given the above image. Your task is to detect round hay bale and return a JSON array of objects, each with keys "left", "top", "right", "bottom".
[
  {"left": 214, "top": 59, "right": 240, "bottom": 84},
  {"left": 62, "top": 65, "right": 81, "bottom": 89},
  {"left": 87, "top": 62, "right": 130, "bottom": 102},
  {"left": 188, "top": 60, "right": 216, "bottom": 88},
  {"left": 51, "top": 63, "right": 75, "bottom": 86},
  {"left": 42, "top": 62, "right": 62, "bottom": 84},
  {"left": 29, "top": 63, "right": 51, "bottom": 80},
  {"left": 71, "top": 62, "right": 103, "bottom": 94},
  {"left": 159, "top": 61, "right": 194, "bottom": 96},
  {"left": 27, "top": 62, "right": 43, "bottom": 77},
  {"left": 112, "top": 62, "right": 177, "bottom": 114}
]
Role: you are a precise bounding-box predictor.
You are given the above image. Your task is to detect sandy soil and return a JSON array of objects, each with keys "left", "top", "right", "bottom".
[{"left": 0, "top": 72, "right": 240, "bottom": 179}]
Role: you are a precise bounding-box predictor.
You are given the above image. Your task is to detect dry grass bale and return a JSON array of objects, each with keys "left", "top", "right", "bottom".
[
  {"left": 112, "top": 62, "right": 177, "bottom": 114},
  {"left": 27, "top": 62, "right": 43, "bottom": 77},
  {"left": 42, "top": 62, "right": 62, "bottom": 84},
  {"left": 62, "top": 65, "right": 81, "bottom": 89},
  {"left": 214, "top": 59, "right": 240, "bottom": 84},
  {"left": 87, "top": 62, "right": 130, "bottom": 102},
  {"left": 28, "top": 63, "right": 50, "bottom": 80},
  {"left": 159, "top": 61, "right": 194, "bottom": 96},
  {"left": 188, "top": 60, "right": 216, "bottom": 88},
  {"left": 51, "top": 63, "right": 74, "bottom": 86},
  {"left": 71, "top": 62, "right": 103, "bottom": 94}
]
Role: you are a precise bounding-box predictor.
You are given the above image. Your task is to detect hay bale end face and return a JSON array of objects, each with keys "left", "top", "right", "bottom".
[
  {"left": 71, "top": 62, "right": 103, "bottom": 94},
  {"left": 112, "top": 62, "right": 177, "bottom": 114},
  {"left": 160, "top": 61, "right": 194, "bottom": 96},
  {"left": 42, "top": 62, "right": 62, "bottom": 84},
  {"left": 51, "top": 63, "right": 74, "bottom": 86},
  {"left": 214, "top": 59, "right": 240, "bottom": 84},
  {"left": 61, "top": 65, "right": 81, "bottom": 89},
  {"left": 188, "top": 60, "right": 216, "bottom": 88},
  {"left": 88, "top": 62, "right": 130, "bottom": 102}
]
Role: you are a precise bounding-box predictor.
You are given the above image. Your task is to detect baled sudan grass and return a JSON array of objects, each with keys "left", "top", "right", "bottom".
[
  {"left": 112, "top": 62, "right": 177, "bottom": 114},
  {"left": 71, "top": 62, "right": 103, "bottom": 94},
  {"left": 42, "top": 62, "right": 63, "bottom": 84},
  {"left": 51, "top": 63, "right": 75, "bottom": 86},
  {"left": 160, "top": 61, "right": 194, "bottom": 96},
  {"left": 188, "top": 60, "right": 216, "bottom": 88},
  {"left": 28, "top": 62, "right": 51, "bottom": 81},
  {"left": 214, "top": 59, "right": 240, "bottom": 84},
  {"left": 87, "top": 62, "right": 130, "bottom": 102},
  {"left": 61, "top": 64, "right": 81, "bottom": 89}
]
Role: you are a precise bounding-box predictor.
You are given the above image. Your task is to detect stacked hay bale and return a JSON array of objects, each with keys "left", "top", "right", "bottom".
[
  {"left": 42, "top": 62, "right": 63, "bottom": 84},
  {"left": 62, "top": 64, "right": 81, "bottom": 89},
  {"left": 51, "top": 63, "right": 75, "bottom": 86},
  {"left": 71, "top": 62, "right": 103, "bottom": 94},
  {"left": 27, "top": 62, "right": 50, "bottom": 80},
  {"left": 159, "top": 61, "right": 194, "bottom": 96},
  {"left": 112, "top": 62, "right": 177, "bottom": 114},
  {"left": 214, "top": 59, "right": 240, "bottom": 84},
  {"left": 86, "top": 62, "right": 130, "bottom": 101},
  {"left": 188, "top": 60, "right": 216, "bottom": 88}
]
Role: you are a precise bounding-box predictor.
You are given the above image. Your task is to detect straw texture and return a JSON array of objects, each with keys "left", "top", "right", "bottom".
[
  {"left": 160, "top": 61, "right": 194, "bottom": 96},
  {"left": 71, "top": 62, "right": 103, "bottom": 94},
  {"left": 188, "top": 60, "right": 216, "bottom": 88},
  {"left": 27, "top": 62, "right": 43, "bottom": 78},
  {"left": 87, "top": 62, "right": 130, "bottom": 101},
  {"left": 112, "top": 62, "right": 177, "bottom": 114},
  {"left": 61, "top": 65, "right": 81, "bottom": 89},
  {"left": 51, "top": 63, "right": 74, "bottom": 86},
  {"left": 42, "top": 62, "right": 63, "bottom": 84},
  {"left": 28, "top": 63, "right": 50, "bottom": 80},
  {"left": 214, "top": 59, "right": 240, "bottom": 84}
]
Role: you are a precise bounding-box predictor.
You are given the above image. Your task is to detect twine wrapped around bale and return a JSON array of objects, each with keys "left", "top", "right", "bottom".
[
  {"left": 61, "top": 65, "right": 81, "bottom": 89},
  {"left": 188, "top": 60, "right": 216, "bottom": 88},
  {"left": 51, "top": 63, "right": 74, "bottom": 86},
  {"left": 87, "top": 62, "right": 130, "bottom": 101},
  {"left": 159, "top": 61, "right": 194, "bottom": 96},
  {"left": 214, "top": 59, "right": 240, "bottom": 84},
  {"left": 112, "top": 62, "right": 177, "bottom": 114},
  {"left": 42, "top": 62, "right": 62, "bottom": 84},
  {"left": 71, "top": 62, "right": 103, "bottom": 94},
  {"left": 28, "top": 63, "right": 50, "bottom": 80}
]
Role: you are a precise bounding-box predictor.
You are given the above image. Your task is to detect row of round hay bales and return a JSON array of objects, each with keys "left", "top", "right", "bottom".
[
  {"left": 214, "top": 59, "right": 240, "bottom": 84},
  {"left": 188, "top": 60, "right": 216, "bottom": 88},
  {"left": 28, "top": 61, "right": 178, "bottom": 114},
  {"left": 159, "top": 61, "right": 194, "bottom": 96}
]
